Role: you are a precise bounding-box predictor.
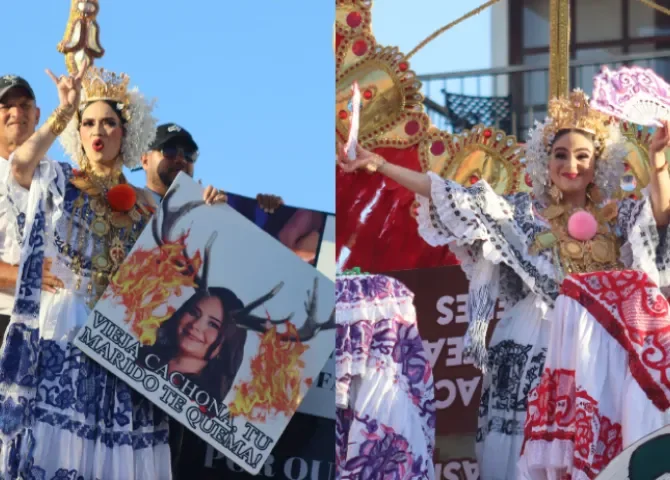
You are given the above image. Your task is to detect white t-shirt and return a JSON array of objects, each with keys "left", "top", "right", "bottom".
[{"left": 0, "top": 157, "right": 27, "bottom": 316}]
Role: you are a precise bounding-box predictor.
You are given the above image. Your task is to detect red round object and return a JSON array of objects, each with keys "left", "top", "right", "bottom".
[
  {"left": 346, "top": 11, "right": 362, "bottom": 28},
  {"left": 430, "top": 141, "right": 445, "bottom": 156},
  {"left": 398, "top": 62, "right": 409, "bottom": 72},
  {"left": 404, "top": 120, "right": 420, "bottom": 136},
  {"left": 352, "top": 39, "right": 368, "bottom": 56},
  {"left": 469, "top": 175, "right": 479, "bottom": 185},
  {"left": 483, "top": 129, "right": 492, "bottom": 138},
  {"left": 624, "top": 163, "right": 631, "bottom": 172},
  {"left": 525, "top": 173, "right": 533, "bottom": 187},
  {"left": 363, "top": 89, "right": 373, "bottom": 100},
  {"left": 107, "top": 184, "right": 137, "bottom": 213},
  {"left": 338, "top": 110, "right": 348, "bottom": 120}
]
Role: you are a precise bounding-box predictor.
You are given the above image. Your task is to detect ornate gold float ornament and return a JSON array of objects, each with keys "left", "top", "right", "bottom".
[
  {"left": 335, "top": 0, "right": 429, "bottom": 150},
  {"left": 419, "top": 124, "right": 528, "bottom": 196},
  {"left": 58, "top": 0, "right": 104, "bottom": 75},
  {"left": 335, "top": 0, "right": 507, "bottom": 179}
]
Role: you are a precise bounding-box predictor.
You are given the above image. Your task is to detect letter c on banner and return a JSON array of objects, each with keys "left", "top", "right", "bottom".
[{"left": 434, "top": 379, "right": 457, "bottom": 409}]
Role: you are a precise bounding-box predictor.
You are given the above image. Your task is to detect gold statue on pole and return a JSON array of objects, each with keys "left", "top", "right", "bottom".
[
  {"left": 548, "top": 0, "right": 570, "bottom": 100},
  {"left": 57, "top": 0, "right": 104, "bottom": 75}
]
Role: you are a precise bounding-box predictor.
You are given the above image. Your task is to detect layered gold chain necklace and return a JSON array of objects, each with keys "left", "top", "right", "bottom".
[
  {"left": 531, "top": 196, "right": 623, "bottom": 280},
  {"left": 65, "top": 166, "right": 149, "bottom": 306}
]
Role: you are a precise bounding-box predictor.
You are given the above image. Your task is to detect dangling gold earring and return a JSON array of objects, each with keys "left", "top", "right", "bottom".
[
  {"left": 79, "top": 153, "right": 90, "bottom": 174},
  {"left": 587, "top": 183, "right": 603, "bottom": 204},
  {"left": 548, "top": 183, "right": 563, "bottom": 204}
]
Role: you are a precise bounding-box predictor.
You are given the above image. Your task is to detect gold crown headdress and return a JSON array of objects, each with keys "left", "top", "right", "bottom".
[
  {"left": 543, "top": 90, "right": 610, "bottom": 154},
  {"left": 81, "top": 67, "right": 131, "bottom": 118},
  {"left": 60, "top": 65, "right": 157, "bottom": 170}
]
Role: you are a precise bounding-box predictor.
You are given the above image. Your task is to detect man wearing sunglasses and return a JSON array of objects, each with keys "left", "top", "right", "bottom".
[
  {"left": 140, "top": 123, "right": 201, "bottom": 204},
  {"left": 141, "top": 123, "right": 283, "bottom": 211}
]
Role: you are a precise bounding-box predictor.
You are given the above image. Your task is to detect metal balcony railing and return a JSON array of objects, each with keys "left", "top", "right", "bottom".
[{"left": 418, "top": 50, "right": 670, "bottom": 141}]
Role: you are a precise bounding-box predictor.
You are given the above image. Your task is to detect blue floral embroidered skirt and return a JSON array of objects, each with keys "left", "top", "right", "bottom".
[{"left": 0, "top": 290, "right": 172, "bottom": 480}]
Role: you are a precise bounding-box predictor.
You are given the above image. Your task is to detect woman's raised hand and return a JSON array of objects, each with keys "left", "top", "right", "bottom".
[
  {"left": 45, "top": 59, "right": 89, "bottom": 112},
  {"left": 336, "top": 141, "right": 385, "bottom": 173},
  {"left": 650, "top": 119, "right": 670, "bottom": 157}
]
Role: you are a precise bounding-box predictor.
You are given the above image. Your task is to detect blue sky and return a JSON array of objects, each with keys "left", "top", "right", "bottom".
[
  {"left": 371, "top": 0, "right": 492, "bottom": 75},
  {"left": 2, "top": 1, "right": 334, "bottom": 213},
  {"left": 2, "top": 1, "right": 493, "bottom": 215},
  {"left": 371, "top": 0, "right": 494, "bottom": 102}
]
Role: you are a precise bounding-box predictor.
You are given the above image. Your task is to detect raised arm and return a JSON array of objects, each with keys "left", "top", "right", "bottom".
[
  {"left": 337, "top": 143, "right": 431, "bottom": 198},
  {"left": 11, "top": 62, "right": 87, "bottom": 189},
  {"left": 647, "top": 119, "right": 670, "bottom": 227}
]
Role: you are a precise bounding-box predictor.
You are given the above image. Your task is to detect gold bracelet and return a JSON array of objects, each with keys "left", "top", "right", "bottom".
[
  {"left": 365, "top": 154, "right": 387, "bottom": 173},
  {"left": 47, "top": 106, "right": 75, "bottom": 137},
  {"left": 655, "top": 159, "right": 668, "bottom": 173}
]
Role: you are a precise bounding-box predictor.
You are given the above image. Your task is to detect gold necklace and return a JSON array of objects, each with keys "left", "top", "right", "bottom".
[
  {"left": 531, "top": 200, "right": 622, "bottom": 276},
  {"left": 66, "top": 166, "right": 147, "bottom": 306}
]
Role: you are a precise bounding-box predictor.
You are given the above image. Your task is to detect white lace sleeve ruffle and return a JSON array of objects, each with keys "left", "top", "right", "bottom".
[
  {"left": 618, "top": 191, "right": 670, "bottom": 289},
  {"left": 0, "top": 160, "right": 28, "bottom": 265},
  {"left": 416, "top": 172, "right": 557, "bottom": 303},
  {"left": 4, "top": 154, "right": 71, "bottom": 244},
  {"left": 415, "top": 172, "right": 558, "bottom": 370}
]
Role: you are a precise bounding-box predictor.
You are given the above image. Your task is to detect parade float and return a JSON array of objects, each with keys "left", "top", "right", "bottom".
[{"left": 335, "top": 0, "right": 670, "bottom": 477}]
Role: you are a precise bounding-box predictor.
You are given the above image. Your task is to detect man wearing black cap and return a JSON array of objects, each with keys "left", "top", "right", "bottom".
[
  {"left": 0, "top": 75, "right": 42, "bottom": 341},
  {"left": 141, "top": 123, "right": 199, "bottom": 204},
  {"left": 140, "top": 123, "right": 284, "bottom": 210},
  {"left": 0, "top": 75, "right": 39, "bottom": 157}
]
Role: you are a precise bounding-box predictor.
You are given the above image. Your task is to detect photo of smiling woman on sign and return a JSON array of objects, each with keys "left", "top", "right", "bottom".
[{"left": 137, "top": 287, "right": 248, "bottom": 403}]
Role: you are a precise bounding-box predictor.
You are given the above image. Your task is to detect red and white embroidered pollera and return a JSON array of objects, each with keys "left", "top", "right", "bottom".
[{"left": 518, "top": 270, "right": 670, "bottom": 479}]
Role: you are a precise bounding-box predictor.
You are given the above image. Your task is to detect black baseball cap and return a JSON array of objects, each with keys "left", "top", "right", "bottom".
[
  {"left": 0, "top": 75, "right": 35, "bottom": 103},
  {"left": 148, "top": 123, "right": 199, "bottom": 153}
]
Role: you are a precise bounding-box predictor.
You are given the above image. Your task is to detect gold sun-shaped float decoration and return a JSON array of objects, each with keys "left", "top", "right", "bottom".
[{"left": 335, "top": 0, "right": 525, "bottom": 196}]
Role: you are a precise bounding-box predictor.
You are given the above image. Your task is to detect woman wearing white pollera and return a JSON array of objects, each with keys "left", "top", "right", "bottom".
[
  {"left": 337, "top": 89, "right": 670, "bottom": 478},
  {"left": 0, "top": 62, "right": 225, "bottom": 478}
]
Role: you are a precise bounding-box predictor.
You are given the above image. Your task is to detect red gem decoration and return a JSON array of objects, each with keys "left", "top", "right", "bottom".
[
  {"left": 398, "top": 62, "right": 409, "bottom": 72},
  {"left": 525, "top": 173, "right": 533, "bottom": 187},
  {"left": 430, "top": 141, "right": 445, "bottom": 156},
  {"left": 624, "top": 163, "right": 631, "bottom": 172},
  {"left": 352, "top": 39, "right": 368, "bottom": 56},
  {"left": 469, "top": 175, "right": 479, "bottom": 185},
  {"left": 483, "top": 129, "right": 492, "bottom": 138},
  {"left": 107, "top": 184, "right": 137, "bottom": 213},
  {"left": 405, "top": 120, "right": 420, "bottom": 136},
  {"left": 338, "top": 110, "right": 348, "bottom": 120},
  {"left": 346, "top": 11, "right": 362, "bottom": 28},
  {"left": 363, "top": 89, "right": 373, "bottom": 100}
]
